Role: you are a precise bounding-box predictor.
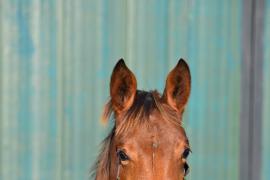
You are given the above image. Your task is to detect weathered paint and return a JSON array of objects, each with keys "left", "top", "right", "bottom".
[{"left": 1, "top": 0, "right": 267, "bottom": 180}]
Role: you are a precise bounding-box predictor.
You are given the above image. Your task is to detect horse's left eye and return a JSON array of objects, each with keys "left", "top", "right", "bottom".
[
  {"left": 182, "top": 148, "right": 191, "bottom": 176},
  {"left": 182, "top": 148, "right": 191, "bottom": 159},
  {"left": 117, "top": 150, "right": 129, "bottom": 161}
]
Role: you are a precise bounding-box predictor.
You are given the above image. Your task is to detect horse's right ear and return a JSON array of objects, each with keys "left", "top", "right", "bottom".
[{"left": 110, "top": 59, "right": 137, "bottom": 114}]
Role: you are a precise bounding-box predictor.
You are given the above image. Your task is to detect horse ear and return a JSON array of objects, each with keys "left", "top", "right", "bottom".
[
  {"left": 110, "top": 59, "right": 137, "bottom": 114},
  {"left": 162, "top": 59, "right": 191, "bottom": 113}
]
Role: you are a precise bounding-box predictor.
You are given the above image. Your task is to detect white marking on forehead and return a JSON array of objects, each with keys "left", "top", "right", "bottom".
[
  {"left": 151, "top": 125, "right": 159, "bottom": 173},
  {"left": 151, "top": 124, "right": 159, "bottom": 146},
  {"left": 152, "top": 142, "right": 158, "bottom": 149}
]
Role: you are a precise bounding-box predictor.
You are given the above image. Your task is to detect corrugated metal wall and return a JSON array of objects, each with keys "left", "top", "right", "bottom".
[
  {"left": 0, "top": 0, "right": 268, "bottom": 180},
  {"left": 262, "top": 0, "right": 270, "bottom": 179}
]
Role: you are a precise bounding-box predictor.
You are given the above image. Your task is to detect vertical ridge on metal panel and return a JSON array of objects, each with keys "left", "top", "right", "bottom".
[
  {"left": 0, "top": 1, "right": 2, "bottom": 177},
  {"left": 251, "top": 0, "right": 265, "bottom": 180},
  {"left": 241, "top": 0, "right": 264, "bottom": 180},
  {"left": 262, "top": 0, "right": 270, "bottom": 179},
  {"left": 240, "top": 0, "right": 253, "bottom": 179},
  {"left": 56, "top": 0, "right": 64, "bottom": 178}
]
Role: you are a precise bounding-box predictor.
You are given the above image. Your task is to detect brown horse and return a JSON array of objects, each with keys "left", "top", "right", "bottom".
[{"left": 93, "top": 59, "right": 191, "bottom": 180}]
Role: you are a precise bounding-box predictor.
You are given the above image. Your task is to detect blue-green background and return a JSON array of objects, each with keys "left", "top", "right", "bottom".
[{"left": 0, "top": 0, "right": 269, "bottom": 180}]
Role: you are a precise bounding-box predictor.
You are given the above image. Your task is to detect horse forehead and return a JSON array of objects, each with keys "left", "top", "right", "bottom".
[
  {"left": 137, "top": 116, "right": 183, "bottom": 144},
  {"left": 128, "top": 121, "right": 185, "bottom": 160},
  {"left": 121, "top": 111, "right": 185, "bottom": 145},
  {"left": 149, "top": 112, "right": 183, "bottom": 136}
]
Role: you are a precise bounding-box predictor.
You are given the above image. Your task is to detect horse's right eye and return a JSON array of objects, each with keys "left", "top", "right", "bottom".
[{"left": 117, "top": 150, "right": 129, "bottom": 161}]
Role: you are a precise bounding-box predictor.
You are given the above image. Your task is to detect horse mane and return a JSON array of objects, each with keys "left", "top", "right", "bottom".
[{"left": 91, "top": 90, "right": 183, "bottom": 179}]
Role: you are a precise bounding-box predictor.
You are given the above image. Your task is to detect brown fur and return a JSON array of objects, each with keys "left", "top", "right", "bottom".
[{"left": 93, "top": 59, "right": 191, "bottom": 180}]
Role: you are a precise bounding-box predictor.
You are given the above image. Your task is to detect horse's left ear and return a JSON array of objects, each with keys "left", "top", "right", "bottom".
[{"left": 162, "top": 59, "right": 191, "bottom": 113}]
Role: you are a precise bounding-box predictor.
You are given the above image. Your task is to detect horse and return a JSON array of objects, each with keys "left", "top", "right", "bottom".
[{"left": 93, "top": 58, "right": 191, "bottom": 180}]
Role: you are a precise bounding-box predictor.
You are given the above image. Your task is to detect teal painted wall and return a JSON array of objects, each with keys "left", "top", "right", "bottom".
[
  {"left": 262, "top": 0, "right": 270, "bottom": 179},
  {"left": 0, "top": 0, "right": 267, "bottom": 180}
]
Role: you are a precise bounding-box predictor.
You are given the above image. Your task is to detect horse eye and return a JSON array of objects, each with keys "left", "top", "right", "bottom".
[
  {"left": 182, "top": 148, "right": 191, "bottom": 159},
  {"left": 183, "top": 162, "right": 190, "bottom": 176},
  {"left": 117, "top": 150, "right": 129, "bottom": 161}
]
